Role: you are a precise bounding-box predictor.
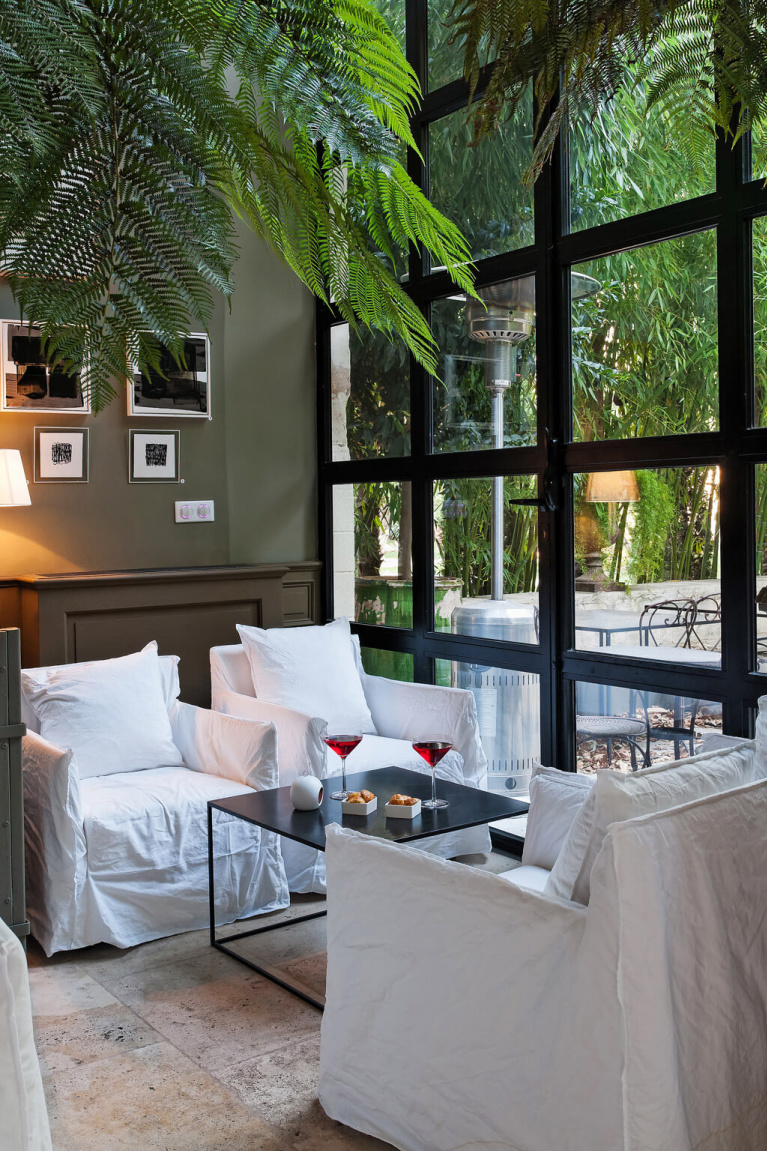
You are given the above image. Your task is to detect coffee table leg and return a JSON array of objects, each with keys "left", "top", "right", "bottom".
[{"left": 207, "top": 803, "right": 326, "bottom": 1010}]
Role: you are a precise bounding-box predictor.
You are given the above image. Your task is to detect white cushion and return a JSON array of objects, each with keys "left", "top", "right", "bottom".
[
  {"left": 498, "top": 864, "right": 551, "bottom": 893},
  {"left": 21, "top": 650, "right": 181, "bottom": 733},
  {"left": 546, "top": 742, "right": 755, "bottom": 905},
  {"left": 521, "top": 763, "right": 594, "bottom": 871},
  {"left": 21, "top": 642, "right": 183, "bottom": 779},
  {"left": 80, "top": 765, "right": 254, "bottom": 872},
  {"left": 236, "top": 618, "right": 375, "bottom": 735}
]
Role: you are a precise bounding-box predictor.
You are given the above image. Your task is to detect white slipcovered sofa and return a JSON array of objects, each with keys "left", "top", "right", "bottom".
[
  {"left": 211, "top": 620, "right": 491, "bottom": 893},
  {"left": 319, "top": 735, "right": 767, "bottom": 1151},
  {"left": 0, "top": 917, "right": 52, "bottom": 1151},
  {"left": 22, "top": 648, "right": 288, "bottom": 955}
]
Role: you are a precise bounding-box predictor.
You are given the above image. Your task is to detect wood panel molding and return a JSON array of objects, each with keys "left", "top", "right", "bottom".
[{"left": 0, "top": 562, "right": 321, "bottom": 706}]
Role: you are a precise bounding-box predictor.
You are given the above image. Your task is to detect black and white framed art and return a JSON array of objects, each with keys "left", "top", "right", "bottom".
[
  {"left": 128, "top": 334, "right": 211, "bottom": 418},
  {"left": 34, "top": 427, "right": 89, "bottom": 483},
  {"left": 2, "top": 321, "right": 89, "bottom": 413},
  {"left": 129, "top": 429, "right": 180, "bottom": 483}
]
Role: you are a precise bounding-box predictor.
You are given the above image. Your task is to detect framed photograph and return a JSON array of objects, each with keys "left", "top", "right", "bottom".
[
  {"left": 128, "top": 334, "right": 210, "bottom": 418},
  {"left": 35, "top": 427, "right": 89, "bottom": 483},
  {"left": 1, "top": 321, "right": 89, "bottom": 413},
  {"left": 129, "top": 429, "right": 180, "bottom": 483}
]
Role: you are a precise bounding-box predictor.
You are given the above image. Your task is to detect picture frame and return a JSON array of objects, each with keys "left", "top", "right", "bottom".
[
  {"left": 1, "top": 320, "right": 90, "bottom": 414},
  {"left": 34, "top": 427, "right": 89, "bottom": 483},
  {"left": 129, "top": 429, "right": 180, "bottom": 483},
  {"left": 128, "top": 334, "right": 211, "bottom": 418}
]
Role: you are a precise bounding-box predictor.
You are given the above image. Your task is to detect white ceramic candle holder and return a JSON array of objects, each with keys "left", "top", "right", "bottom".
[{"left": 289, "top": 775, "right": 324, "bottom": 811}]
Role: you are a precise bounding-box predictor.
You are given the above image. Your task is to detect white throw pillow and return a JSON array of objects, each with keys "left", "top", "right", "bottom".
[
  {"left": 546, "top": 741, "right": 755, "bottom": 905},
  {"left": 21, "top": 642, "right": 183, "bottom": 779},
  {"left": 521, "top": 764, "right": 594, "bottom": 871},
  {"left": 236, "top": 618, "right": 376, "bottom": 734}
]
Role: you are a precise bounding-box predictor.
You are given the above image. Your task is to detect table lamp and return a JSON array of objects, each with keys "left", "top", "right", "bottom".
[
  {"left": 576, "top": 470, "right": 639, "bottom": 591},
  {"left": 0, "top": 449, "right": 31, "bottom": 506}
]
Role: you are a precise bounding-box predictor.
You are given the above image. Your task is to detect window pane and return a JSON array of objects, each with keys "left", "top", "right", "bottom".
[
  {"left": 332, "top": 482, "right": 413, "bottom": 627},
  {"left": 432, "top": 274, "right": 537, "bottom": 453},
  {"left": 575, "top": 680, "right": 722, "bottom": 774},
  {"left": 753, "top": 217, "right": 767, "bottom": 427},
  {"left": 427, "top": 0, "right": 460, "bottom": 91},
  {"left": 572, "top": 231, "right": 718, "bottom": 441},
  {"left": 434, "top": 476, "right": 539, "bottom": 639},
  {"left": 573, "top": 466, "right": 721, "bottom": 666},
  {"left": 330, "top": 325, "right": 410, "bottom": 461},
  {"left": 436, "top": 659, "right": 540, "bottom": 797},
  {"left": 361, "top": 647, "right": 414, "bottom": 681},
  {"left": 428, "top": 100, "right": 534, "bottom": 264},
  {"left": 570, "top": 69, "right": 714, "bottom": 233}
]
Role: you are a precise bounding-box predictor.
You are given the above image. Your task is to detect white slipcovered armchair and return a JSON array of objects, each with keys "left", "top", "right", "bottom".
[
  {"left": 320, "top": 770, "right": 767, "bottom": 1151},
  {"left": 22, "top": 653, "right": 289, "bottom": 955},
  {"left": 0, "top": 917, "right": 52, "bottom": 1151},
  {"left": 211, "top": 631, "right": 490, "bottom": 894}
]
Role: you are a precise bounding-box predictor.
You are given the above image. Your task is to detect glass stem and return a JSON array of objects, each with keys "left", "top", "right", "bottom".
[
  {"left": 341, "top": 758, "right": 347, "bottom": 794},
  {"left": 431, "top": 767, "right": 437, "bottom": 804}
]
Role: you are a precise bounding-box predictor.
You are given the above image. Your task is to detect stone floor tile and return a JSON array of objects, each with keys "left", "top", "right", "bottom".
[
  {"left": 28, "top": 963, "right": 122, "bottom": 1018},
  {"left": 219, "top": 1035, "right": 389, "bottom": 1149},
  {"left": 44, "top": 1040, "right": 288, "bottom": 1151},
  {"left": 92, "top": 949, "right": 322, "bottom": 1071},
  {"left": 33, "top": 999, "right": 160, "bottom": 1077}
]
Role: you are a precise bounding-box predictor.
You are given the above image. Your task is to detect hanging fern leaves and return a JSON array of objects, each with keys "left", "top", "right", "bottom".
[
  {"left": 449, "top": 0, "right": 767, "bottom": 183},
  {"left": 0, "top": 0, "right": 474, "bottom": 412}
]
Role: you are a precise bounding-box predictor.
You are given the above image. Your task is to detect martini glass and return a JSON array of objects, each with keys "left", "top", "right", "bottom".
[
  {"left": 413, "top": 741, "right": 452, "bottom": 809},
  {"left": 324, "top": 734, "right": 363, "bottom": 800}
]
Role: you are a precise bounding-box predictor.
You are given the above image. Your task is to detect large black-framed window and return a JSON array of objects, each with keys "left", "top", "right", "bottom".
[{"left": 316, "top": 2, "right": 767, "bottom": 842}]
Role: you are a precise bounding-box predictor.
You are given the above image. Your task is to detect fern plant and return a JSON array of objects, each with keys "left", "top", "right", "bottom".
[
  {"left": 0, "top": 0, "right": 475, "bottom": 411},
  {"left": 450, "top": 0, "right": 767, "bottom": 181}
]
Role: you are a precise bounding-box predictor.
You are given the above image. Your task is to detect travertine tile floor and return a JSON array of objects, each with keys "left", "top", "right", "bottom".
[{"left": 28, "top": 849, "right": 518, "bottom": 1151}]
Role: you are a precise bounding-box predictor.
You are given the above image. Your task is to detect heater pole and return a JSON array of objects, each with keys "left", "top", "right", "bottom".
[{"left": 488, "top": 342, "right": 513, "bottom": 602}]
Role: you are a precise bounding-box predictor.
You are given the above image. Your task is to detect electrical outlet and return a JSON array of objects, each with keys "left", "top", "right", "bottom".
[{"left": 175, "top": 500, "right": 215, "bottom": 523}]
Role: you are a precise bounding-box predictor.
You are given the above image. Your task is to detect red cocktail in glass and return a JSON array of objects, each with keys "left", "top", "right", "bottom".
[
  {"left": 413, "top": 741, "right": 452, "bottom": 809},
  {"left": 324, "top": 734, "right": 363, "bottom": 800}
]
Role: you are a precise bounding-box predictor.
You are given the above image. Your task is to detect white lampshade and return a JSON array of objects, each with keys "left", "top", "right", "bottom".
[{"left": 0, "top": 449, "right": 31, "bottom": 506}]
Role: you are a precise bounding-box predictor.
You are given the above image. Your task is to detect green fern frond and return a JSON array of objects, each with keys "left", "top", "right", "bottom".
[
  {"left": 450, "top": 0, "right": 767, "bottom": 185},
  {"left": 0, "top": 0, "right": 474, "bottom": 411}
]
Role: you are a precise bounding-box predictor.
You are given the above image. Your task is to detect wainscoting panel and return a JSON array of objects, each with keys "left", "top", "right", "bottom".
[{"left": 0, "top": 563, "right": 321, "bottom": 706}]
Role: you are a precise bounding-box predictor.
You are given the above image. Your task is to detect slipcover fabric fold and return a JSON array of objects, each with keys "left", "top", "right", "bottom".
[
  {"left": 0, "top": 918, "right": 52, "bottom": 1151},
  {"left": 24, "top": 703, "right": 289, "bottom": 954},
  {"left": 320, "top": 780, "right": 767, "bottom": 1151}
]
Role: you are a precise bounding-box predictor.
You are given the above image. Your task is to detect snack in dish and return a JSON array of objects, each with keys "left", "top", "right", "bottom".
[
  {"left": 388, "top": 793, "right": 418, "bottom": 806},
  {"left": 346, "top": 789, "right": 375, "bottom": 804}
]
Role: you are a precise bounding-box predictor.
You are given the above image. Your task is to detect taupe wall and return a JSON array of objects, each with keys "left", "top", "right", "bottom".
[
  {"left": 225, "top": 226, "right": 317, "bottom": 564},
  {"left": 0, "top": 232, "right": 316, "bottom": 578}
]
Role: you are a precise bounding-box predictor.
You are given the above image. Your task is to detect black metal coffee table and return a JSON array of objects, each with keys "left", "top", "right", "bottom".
[{"left": 207, "top": 766, "right": 527, "bottom": 1009}]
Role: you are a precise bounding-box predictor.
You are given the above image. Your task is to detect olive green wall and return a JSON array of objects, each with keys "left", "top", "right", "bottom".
[
  {"left": 225, "top": 227, "right": 317, "bottom": 564},
  {"left": 0, "top": 233, "right": 317, "bottom": 578}
]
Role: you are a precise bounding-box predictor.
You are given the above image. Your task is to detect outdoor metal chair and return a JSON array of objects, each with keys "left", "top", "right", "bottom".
[
  {"left": 639, "top": 597, "right": 697, "bottom": 647},
  {"left": 575, "top": 713, "right": 651, "bottom": 771}
]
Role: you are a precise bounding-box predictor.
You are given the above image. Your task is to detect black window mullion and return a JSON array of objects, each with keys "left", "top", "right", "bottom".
[{"left": 314, "top": 15, "right": 767, "bottom": 770}]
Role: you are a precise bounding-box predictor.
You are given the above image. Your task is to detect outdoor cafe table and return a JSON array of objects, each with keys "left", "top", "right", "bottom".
[{"left": 574, "top": 608, "right": 688, "bottom": 647}]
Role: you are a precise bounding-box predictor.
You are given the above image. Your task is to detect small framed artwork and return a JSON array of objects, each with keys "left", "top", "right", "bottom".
[
  {"left": 1, "top": 321, "right": 89, "bottom": 413},
  {"left": 128, "top": 334, "right": 211, "bottom": 418},
  {"left": 129, "top": 429, "right": 180, "bottom": 483},
  {"left": 35, "top": 427, "right": 89, "bottom": 483}
]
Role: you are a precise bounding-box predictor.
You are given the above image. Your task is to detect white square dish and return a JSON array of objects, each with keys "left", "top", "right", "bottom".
[
  {"left": 384, "top": 799, "right": 422, "bottom": 819},
  {"left": 341, "top": 796, "right": 377, "bottom": 816}
]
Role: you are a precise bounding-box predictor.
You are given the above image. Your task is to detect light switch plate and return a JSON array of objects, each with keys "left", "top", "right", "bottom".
[{"left": 175, "top": 500, "right": 215, "bottom": 523}]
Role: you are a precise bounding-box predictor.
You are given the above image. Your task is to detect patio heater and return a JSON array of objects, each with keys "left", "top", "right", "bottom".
[{"left": 451, "top": 271, "right": 600, "bottom": 796}]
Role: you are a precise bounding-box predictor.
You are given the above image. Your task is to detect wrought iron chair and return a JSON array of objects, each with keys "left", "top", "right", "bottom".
[
  {"left": 575, "top": 712, "right": 651, "bottom": 771},
  {"left": 639, "top": 597, "right": 697, "bottom": 647}
]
